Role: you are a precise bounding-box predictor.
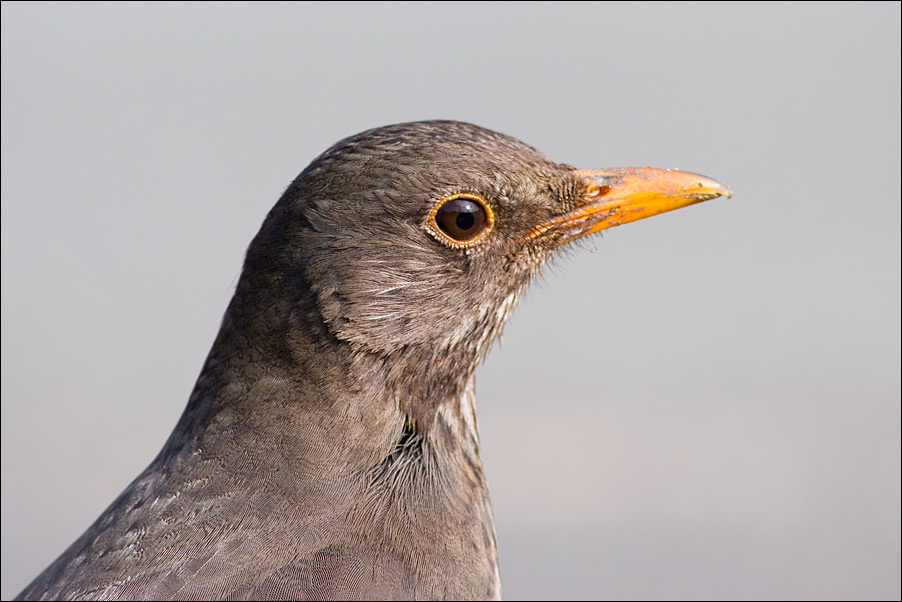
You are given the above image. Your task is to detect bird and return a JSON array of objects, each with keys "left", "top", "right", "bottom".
[{"left": 15, "top": 120, "right": 731, "bottom": 601}]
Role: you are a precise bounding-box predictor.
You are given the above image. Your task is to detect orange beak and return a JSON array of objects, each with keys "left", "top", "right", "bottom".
[{"left": 527, "top": 168, "right": 732, "bottom": 243}]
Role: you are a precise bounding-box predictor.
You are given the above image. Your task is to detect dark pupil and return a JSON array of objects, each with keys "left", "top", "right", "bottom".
[
  {"left": 436, "top": 198, "right": 486, "bottom": 241},
  {"left": 456, "top": 212, "right": 475, "bottom": 230}
]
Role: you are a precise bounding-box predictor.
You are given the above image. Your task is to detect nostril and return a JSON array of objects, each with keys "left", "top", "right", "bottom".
[{"left": 586, "top": 185, "right": 611, "bottom": 199}]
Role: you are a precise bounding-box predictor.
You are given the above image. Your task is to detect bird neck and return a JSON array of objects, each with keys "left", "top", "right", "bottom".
[
  {"left": 164, "top": 274, "right": 490, "bottom": 498},
  {"left": 148, "top": 247, "right": 501, "bottom": 597},
  {"left": 154, "top": 284, "right": 499, "bottom": 594}
]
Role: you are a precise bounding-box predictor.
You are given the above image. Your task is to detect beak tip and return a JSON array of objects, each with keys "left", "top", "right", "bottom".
[{"left": 697, "top": 177, "right": 732, "bottom": 200}]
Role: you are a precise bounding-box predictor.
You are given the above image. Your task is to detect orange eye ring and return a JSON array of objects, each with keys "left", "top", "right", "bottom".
[{"left": 427, "top": 193, "right": 495, "bottom": 248}]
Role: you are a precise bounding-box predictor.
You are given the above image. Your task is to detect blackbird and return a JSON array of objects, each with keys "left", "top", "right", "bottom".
[{"left": 16, "top": 120, "right": 731, "bottom": 601}]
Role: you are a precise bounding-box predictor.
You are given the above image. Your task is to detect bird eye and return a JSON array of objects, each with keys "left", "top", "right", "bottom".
[{"left": 430, "top": 194, "right": 494, "bottom": 247}]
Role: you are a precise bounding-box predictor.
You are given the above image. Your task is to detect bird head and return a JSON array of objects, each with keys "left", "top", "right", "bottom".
[{"left": 236, "top": 121, "right": 730, "bottom": 408}]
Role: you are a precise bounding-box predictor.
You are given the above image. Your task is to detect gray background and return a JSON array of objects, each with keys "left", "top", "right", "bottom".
[{"left": 2, "top": 2, "right": 899, "bottom": 600}]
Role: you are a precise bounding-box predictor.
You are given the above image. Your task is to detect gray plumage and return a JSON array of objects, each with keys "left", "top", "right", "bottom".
[{"left": 16, "top": 121, "right": 728, "bottom": 601}]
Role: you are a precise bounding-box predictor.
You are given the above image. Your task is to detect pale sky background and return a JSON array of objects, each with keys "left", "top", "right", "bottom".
[{"left": 2, "top": 2, "right": 900, "bottom": 600}]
